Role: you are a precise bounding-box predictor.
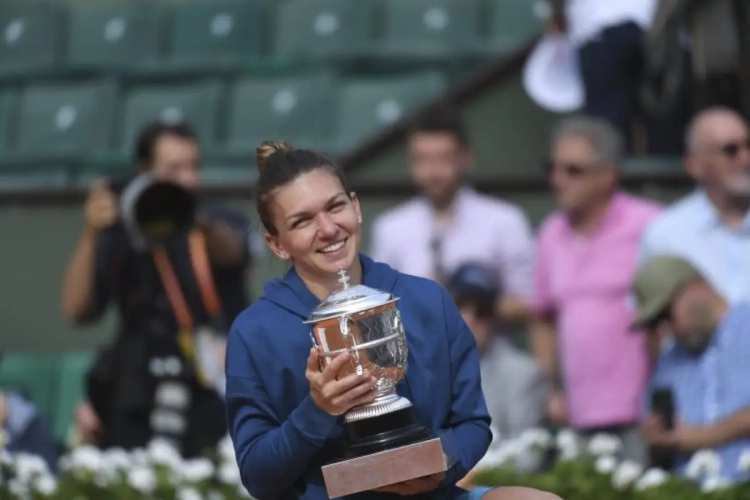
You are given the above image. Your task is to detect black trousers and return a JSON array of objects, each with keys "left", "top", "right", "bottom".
[{"left": 578, "top": 21, "right": 687, "bottom": 155}]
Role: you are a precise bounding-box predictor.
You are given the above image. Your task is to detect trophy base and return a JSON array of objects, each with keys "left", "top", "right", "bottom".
[
  {"left": 342, "top": 405, "right": 433, "bottom": 458},
  {"left": 322, "top": 437, "right": 446, "bottom": 498}
]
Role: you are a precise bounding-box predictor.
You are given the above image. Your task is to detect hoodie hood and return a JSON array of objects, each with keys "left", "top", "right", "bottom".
[{"left": 258, "top": 254, "right": 400, "bottom": 319}]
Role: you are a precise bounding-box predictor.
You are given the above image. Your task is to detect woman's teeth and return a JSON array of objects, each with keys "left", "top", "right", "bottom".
[{"left": 319, "top": 240, "right": 346, "bottom": 253}]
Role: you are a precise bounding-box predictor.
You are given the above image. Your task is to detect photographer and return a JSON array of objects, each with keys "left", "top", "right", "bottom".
[{"left": 60, "top": 122, "right": 254, "bottom": 457}]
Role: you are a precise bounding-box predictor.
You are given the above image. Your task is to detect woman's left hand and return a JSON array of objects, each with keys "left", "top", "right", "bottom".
[{"left": 371, "top": 472, "right": 445, "bottom": 495}]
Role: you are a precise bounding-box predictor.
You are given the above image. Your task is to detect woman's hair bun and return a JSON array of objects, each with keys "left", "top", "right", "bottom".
[{"left": 256, "top": 141, "right": 293, "bottom": 174}]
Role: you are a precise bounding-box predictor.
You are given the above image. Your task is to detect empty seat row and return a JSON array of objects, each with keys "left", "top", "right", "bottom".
[
  {"left": 0, "top": 71, "right": 447, "bottom": 183},
  {"left": 0, "top": 0, "right": 541, "bottom": 80}
]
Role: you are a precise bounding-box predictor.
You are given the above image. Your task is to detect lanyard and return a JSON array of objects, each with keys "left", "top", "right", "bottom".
[{"left": 152, "top": 230, "right": 222, "bottom": 385}]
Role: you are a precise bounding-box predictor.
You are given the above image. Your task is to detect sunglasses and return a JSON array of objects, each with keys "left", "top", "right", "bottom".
[
  {"left": 716, "top": 139, "right": 750, "bottom": 158},
  {"left": 544, "top": 160, "right": 592, "bottom": 178}
]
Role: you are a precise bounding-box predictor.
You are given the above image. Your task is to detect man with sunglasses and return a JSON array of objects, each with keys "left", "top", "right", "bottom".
[
  {"left": 531, "top": 116, "right": 661, "bottom": 464},
  {"left": 634, "top": 256, "right": 750, "bottom": 481},
  {"left": 639, "top": 106, "right": 750, "bottom": 305}
]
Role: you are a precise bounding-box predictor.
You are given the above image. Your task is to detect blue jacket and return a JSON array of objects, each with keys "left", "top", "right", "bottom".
[
  {"left": 4, "top": 392, "right": 59, "bottom": 473},
  {"left": 225, "top": 255, "right": 491, "bottom": 499}
]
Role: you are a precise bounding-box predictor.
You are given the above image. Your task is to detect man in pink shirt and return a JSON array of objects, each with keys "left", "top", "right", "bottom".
[
  {"left": 370, "top": 105, "right": 535, "bottom": 322},
  {"left": 531, "top": 116, "right": 661, "bottom": 464}
]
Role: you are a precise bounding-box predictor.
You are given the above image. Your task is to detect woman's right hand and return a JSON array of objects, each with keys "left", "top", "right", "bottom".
[{"left": 306, "top": 348, "right": 378, "bottom": 416}]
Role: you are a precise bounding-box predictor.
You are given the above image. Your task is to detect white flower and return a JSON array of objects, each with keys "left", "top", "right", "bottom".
[
  {"left": 103, "top": 447, "right": 132, "bottom": 471},
  {"left": 148, "top": 438, "right": 183, "bottom": 470},
  {"left": 127, "top": 465, "right": 157, "bottom": 494},
  {"left": 207, "top": 492, "right": 225, "bottom": 500},
  {"left": 702, "top": 476, "right": 732, "bottom": 492},
  {"left": 8, "top": 478, "right": 27, "bottom": 498},
  {"left": 66, "top": 445, "right": 103, "bottom": 473},
  {"left": 738, "top": 449, "right": 750, "bottom": 473},
  {"left": 181, "top": 458, "right": 215, "bottom": 483},
  {"left": 519, "top": 428, "right": 552, "bottom": 450},
  {"left": 612, "top": 460, "right": 643, "bottom": 490},
  {"left": 555, "top": 429, "right": 580, "bottom": 460},
  {"left": 586, "top": 433, "right": 622, "bottom": 457},
  {"left": 685, "top": 449, "right": 722, "bottom": 479},
  {"left": 33, "top": 474, "right": 57, "bottom": 495},
  {"left": 219, "top": 461, "right": 241, "bottom": 485},
  {"left": 635, "top": 468, "right": 669, "bottom": 490},
  {"left": 177, "top": 487, "right": 204, "bottom": 500},
  {"left": 218, "top": 434, "right": 235, "bottom": 463},
  {"left": 595, "top": 455, "right": 617, "bottom": 474},
  {"left": 13, "top": 453, "right": 50, "bottom": 482}
]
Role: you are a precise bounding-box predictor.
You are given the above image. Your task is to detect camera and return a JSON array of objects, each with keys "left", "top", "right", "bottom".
[{"left": 110, "top": 173, "right": 196, "bottom": 248}]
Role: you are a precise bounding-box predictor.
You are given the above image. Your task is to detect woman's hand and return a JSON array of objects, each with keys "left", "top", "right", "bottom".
[{"left": 306, "top": 348, "right": 377, "bottom": 416}]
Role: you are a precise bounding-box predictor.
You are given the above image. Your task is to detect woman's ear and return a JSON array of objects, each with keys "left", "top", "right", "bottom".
[
  {"left": 264, "top": 233, "right": 290, "bottom": 260},
  {"left": 350, "top": 192, "right": 362, "bottom": 224}
]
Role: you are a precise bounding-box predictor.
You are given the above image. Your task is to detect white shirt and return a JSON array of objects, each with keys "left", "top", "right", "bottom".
[{"left": 565, "top": 0, "right": 658, "bottom": 46}]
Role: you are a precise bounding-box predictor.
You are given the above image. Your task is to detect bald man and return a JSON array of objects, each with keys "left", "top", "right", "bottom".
[{"left": 639, "top": 106, "right": 750, "bottom": 305}]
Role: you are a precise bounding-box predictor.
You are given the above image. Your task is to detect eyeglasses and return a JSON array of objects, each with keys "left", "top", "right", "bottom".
[
  {"left": 716, "top": 139, "right": 750, "bottom": 158},
  {"left": 545, "top": 160, "right": 592, "bottom": 178}
]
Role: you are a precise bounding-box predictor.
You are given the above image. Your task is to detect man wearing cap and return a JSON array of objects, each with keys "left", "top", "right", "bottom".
[
  {"left": 634, "top": 256, "right": 750, "bottom": 480},
  {"left": 447, "top": 262, "right": 548, "bottom": 475}
]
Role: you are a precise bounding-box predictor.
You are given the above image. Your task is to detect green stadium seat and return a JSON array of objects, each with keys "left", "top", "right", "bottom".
[
  {"left": 53, "top": 351, "right": 93, "bottom": 444},
  {"left": 0, "top": 2, "right": 63, "bottom": 78},
  {"left": 481, "top": 0, "right": 541, "bottom": 55},
  {"left": 162, "top": 0, "right": 266, "bottom": 72},
  {"left": 0, "top": 353, "right": 59, "bottom": 422},
  {"left": 223, "top": 73, "right": 337, "bottom": 159},
  {"left": 0, "top": 91, "right": 16, "bottom": 152},
  {"left": 274, "top": 0, "right": 376, "bottom": 61},
  {"left": 119, "top": 80, "right": 223, "bottom": 153},
  {"left": 66, "top": 1, "right": 162, "bottom": 70},
  {"left": 375, "top": 0, "right": 480, "bottom": 60},
  {"left": 334, "top": 72, "right": 447, "bottom": 154},
  {"left": 13, "top": 80, "right": 118, "bottom": 161}
]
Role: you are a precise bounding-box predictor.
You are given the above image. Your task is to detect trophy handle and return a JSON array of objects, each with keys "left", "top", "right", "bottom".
[{"left": 339, "top": 314, "right": 363, "bottom": 376}]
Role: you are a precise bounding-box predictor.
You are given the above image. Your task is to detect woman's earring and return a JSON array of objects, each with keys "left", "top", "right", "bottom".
[{"left": 357, "top": 215, "right": 362, "bottom": 224}]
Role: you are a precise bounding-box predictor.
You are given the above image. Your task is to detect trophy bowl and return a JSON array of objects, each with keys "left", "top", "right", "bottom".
[{"left": 304, "top": 270, "right": 446, "bottom": 498}]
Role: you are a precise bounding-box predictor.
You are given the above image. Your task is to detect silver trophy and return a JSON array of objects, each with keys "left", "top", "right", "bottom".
[{"left": 305, "top": 270, "right": 445, "bottom": 498}]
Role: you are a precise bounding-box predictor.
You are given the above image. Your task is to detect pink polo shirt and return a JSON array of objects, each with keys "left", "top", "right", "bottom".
[{"left": 533, "top": 193, "right": 662, "bottom": 429}]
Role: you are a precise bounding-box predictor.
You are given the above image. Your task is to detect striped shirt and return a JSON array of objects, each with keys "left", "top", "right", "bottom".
[{"left": 649, "top": 304, "right": 750, "bottom": 480}]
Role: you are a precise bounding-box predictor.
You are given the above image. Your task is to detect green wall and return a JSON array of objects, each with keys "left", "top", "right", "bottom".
[{"left": 0, "top": 77, "right": 691, "bottom": 353}]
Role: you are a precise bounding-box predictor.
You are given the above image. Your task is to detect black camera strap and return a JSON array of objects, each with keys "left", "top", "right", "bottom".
[{"left": 152, "top": 230, "right": 222, "bottom": 389}]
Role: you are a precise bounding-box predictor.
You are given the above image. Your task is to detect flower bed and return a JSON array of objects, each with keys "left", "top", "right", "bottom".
[
  {"left": 471, "top": 428, "right": 750, "bottom": 499},
  {"left": 2, "top": 428, "right": 750, "bottom": 499},
  {"left": 0, "top": 436, "right": 251, "bottom": 500}
]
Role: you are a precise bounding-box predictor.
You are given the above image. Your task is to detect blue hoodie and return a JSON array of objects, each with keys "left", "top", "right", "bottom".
[{"left": 226, "top": 254, "right": 491, "bottom": 499}]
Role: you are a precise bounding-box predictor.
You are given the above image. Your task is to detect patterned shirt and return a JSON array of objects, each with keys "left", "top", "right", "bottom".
[{"left": 649, "top": 304, "right": 750, "bottom": 480}]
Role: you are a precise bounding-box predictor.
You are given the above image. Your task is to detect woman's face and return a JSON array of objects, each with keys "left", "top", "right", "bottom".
[{"left": 265, "top": 169, "right": 362, "bottom": 280}]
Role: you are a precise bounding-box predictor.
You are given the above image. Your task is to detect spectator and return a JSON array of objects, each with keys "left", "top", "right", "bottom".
[
  {"left": 0, "top": 389, "right": 58, "bottom": 473},
  {"left": 634, "top": 256, "right": 750, "bottom": 481},
  {"left": 531, "top": 115, "right": 661, "bottom": 465},
  {"left": 447, "top": 262, "right": 548, "bottom": 474},
  {"left": 547, "top": 0, "right": 657, "bottom": 149},
  {"left": 370, "top": 105, "right": 534, "bottom": 322},
  {"left": 639, "top": 107, "right": 750, "bottom": 304}
]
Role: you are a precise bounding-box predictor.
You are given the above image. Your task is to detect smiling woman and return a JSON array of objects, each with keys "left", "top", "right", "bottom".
[{"left": 224, "top": 141, "right": 560, "bottom": 500}]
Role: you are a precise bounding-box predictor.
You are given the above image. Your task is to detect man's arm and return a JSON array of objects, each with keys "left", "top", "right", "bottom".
[
  {"left": 529, "top": 314, "right": 561, "bottom": 390},
  {"left": 494, "top": 209, "right": 535, "bottom": 323},
  {"left": 60, "top": 181, "right": 117, "bottom": 325}
]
